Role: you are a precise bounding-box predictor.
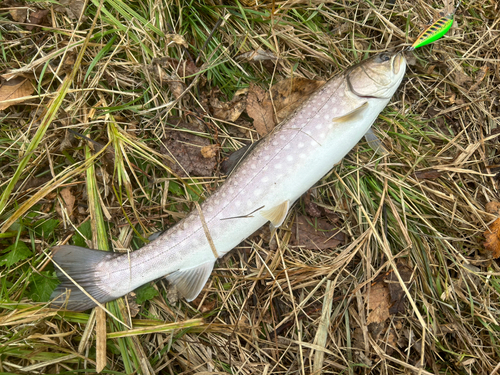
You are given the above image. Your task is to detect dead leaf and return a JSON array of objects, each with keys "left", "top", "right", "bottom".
[
  {"left": 0, "top": 77, "right": 34, "bottom": 110},
  {"left": 485, "top": 201, "right": 500, "bottom": 215},
  {"left": 469, "top": 65, "right": 489, "bottom": 92},
  {"left": 414, "top": 170, "right": 442, "bottom": 180},
  {"left": 291, "top": 215, "right": 344, "bottom": 250},
  {"left": 236, "top": 48, "right": 277, "bottom": 62},
  {"left": 54, "top": 0, "right": 85, "bottom": 20},
  {"left": 246, "top": 78, "right": 324, "bottom": 136},
  {"left": 191, "top": 295, "right": 216, "bottom": 313},
  {"left": 10, "top": 5, "right": 27, "bottom": 22},
  {"left": 126, "top": 292, "right": 140, "bottom": 317},
  {"left": 166, "top": 34, "right": 188, "bottom": 48},
  {"left": 483, "top": 218, "right": 500, "bottom": 259},
  {"left": 452, "top": 67, "right": 472, "bottom": 88},
  {"left": 387, "top": 263, "right": 413, "bottom": 315},
  {"left": 367, "top": 282, "right": 391, "bottom": 325},
  {"left": 246, "top": 83, "right": 275, "bottom": 136},
  {"left": 303, "top": 190, "right": 322, "bottom": 218},
  {"left": 60, "top": 51, "right": 77, "bottom": 73},
  {"left": 201, "top": 144, "right": 218, "bottom": 159},
  {"left": 270, "top": 77, "right": 325, "bottom": 122},
  {"left": 166, "top": 77, "right": 186, "bottom": 99},
  {"left": 210, "top": 90, "right": 247, "bottom": 122},
  {"left": 60, "top": 187, "right": 75, "bottom": 217},
  {"left": 152, "top": 57, "right": 199, "bottom": 78},
  {"left": 160, "top": 122, "right": 216, "bottom": 177}
]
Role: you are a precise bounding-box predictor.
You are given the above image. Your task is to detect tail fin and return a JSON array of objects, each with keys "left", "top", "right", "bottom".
[{"left": 50, "top": 245, "right": 120, "bottom": 311}]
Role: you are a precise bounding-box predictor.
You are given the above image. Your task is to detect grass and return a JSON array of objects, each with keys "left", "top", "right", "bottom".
[{"left": 1, "top": 0, "right": 500, "bottom": 373}]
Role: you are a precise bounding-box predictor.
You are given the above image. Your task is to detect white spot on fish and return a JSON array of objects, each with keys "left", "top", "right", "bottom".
[
  {"left": 323, "top": 114, "right": 330, "bottom": 120},
  {"left": 235, "top": 200, "right": 241, "bottom": 207},
  {"left": 315, "top": 123, "right": 323, "bottom": 130},
  {"left": 299, "top": 153, "right": 306, "bottom": 159},
  {"left": 264, "top": 155, "right": 270, "bottom": 161},
  {"left": 272, "top": 141, "right": 278, "bottom": 146},
  {"left": 247, "top": 200, "right": 253, "bottom": 207},
  {"left": 284, "top": 144, "right": 291, "bottom": 150},
  {"left": 320, "top": 132, "right": 325, "bottom": 138},
  {"left": 229, "top": 187, "right": 235, "bottom": 194},
  {"left": 207, "top": 206, "right": 214, "bottom": 212},
  {"left": 286, "top": 155, "right": 293, "bottom": 162},
  {"left": 250, "top": 164, "right": 257, "bottom": 170},
  {"left": 261, "top": 176, "right": 269, "bottom": 183},
  {"left": 298, "top": 142, "right": 304, "bottom": 148},
  {"left": 253, "top": 188, "right": 262, "bottom": 196},
  {"left": 274, "top": 163, "right": 282, "bottom": 169},
  {"left": 280, "top": 135, "right": 286, "bottom": 140},
  {"left": 263, "top": 165, "right": 269, "bottom": 171}
]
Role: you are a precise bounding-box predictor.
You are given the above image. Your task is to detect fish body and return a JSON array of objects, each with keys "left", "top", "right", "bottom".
[{"left": 51, "top": 52, "right": 406, "bottom": 311}]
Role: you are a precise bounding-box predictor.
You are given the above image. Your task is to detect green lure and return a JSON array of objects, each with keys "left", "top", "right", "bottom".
[{"left": 409, "top": 1, "right": 460, "bottom": 50}]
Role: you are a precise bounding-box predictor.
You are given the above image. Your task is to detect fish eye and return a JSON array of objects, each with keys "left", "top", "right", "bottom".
[{"left": 379, "top": 53, "right": 391, "bottom": 62}]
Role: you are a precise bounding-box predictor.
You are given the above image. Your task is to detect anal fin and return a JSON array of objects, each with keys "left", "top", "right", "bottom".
[
  {"left": 364, "top": 127, "right": 389, "bottom": 155},
  {"left": 166, "top": 261, "right": 215, "bottom": 302},
  {"left": 261, "top": 200, "right": 290, "bottom": 228}
]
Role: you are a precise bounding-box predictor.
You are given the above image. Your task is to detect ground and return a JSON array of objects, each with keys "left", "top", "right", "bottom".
[{"left": 1, "top": 0, "right": 499, "bottom": 374}]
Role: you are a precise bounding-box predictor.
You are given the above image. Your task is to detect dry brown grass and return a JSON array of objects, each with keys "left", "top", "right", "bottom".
[{"left": 1, "top": 0, "right": 500, "bottom": 374}]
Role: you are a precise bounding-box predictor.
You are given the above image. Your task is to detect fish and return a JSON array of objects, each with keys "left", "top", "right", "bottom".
[{"left": 50, "top": 51, "right": 406, "bottom": 311}]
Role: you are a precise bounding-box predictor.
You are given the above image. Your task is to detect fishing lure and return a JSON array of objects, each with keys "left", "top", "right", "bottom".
[{"left": 409, "top": 1, "right": 461, "bottom": 50}]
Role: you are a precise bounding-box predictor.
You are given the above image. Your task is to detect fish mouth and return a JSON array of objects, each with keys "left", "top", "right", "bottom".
[{"left": 392, "top": 52, "right": 405, "bottom": 75}]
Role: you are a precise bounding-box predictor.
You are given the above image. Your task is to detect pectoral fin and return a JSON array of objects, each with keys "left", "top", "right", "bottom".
[
  {"left": 332, "top": 101, "right": 368, "bottom": 123},
  {"left": 166, "top": 261, "right": 215, "bottom": 301},
  {"left": 261, "top": 200, "right": 290, "bottom": 228}
]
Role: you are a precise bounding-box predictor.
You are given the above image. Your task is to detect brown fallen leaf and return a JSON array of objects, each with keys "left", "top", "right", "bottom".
[
  {"left": 236, "top": 48, "right": 277, "bottom": 62},
  {"left": 9, "top": 3, "right": 28, "bottom": 22},
  {"left": 246, "top": 77, "right": 324, "bottom": 136},
  {"left": 270, "top": 77, "right": 325, "bottom": 122},
  {"left": 152, "top": 57, "right": 199, "bottom": 78},
  {"left": 485, "top": 201, "right": 500, "bottom": 215},
  {"left": 201, "top": 144, "right": 218, "bottom": 159},
  {"left": 26, "top": 9, "right": 49, "bottom": 30},
  {"left": 387, "top": 263, "right": 413, "bottom": 315},
  {"left": 160, "top": 122, "right": 216, "bottom": 177},
  {"left": 303, "top": 190, "right": 322, "bottom": 218},
  {"left": 453, "top": 67, "right": 472, "bottom": 88},
  {"left": 166, "top": 34, "right": 188, "bottom": 48},
  {"left": 58, "top": 187, "right": 76, "bottom": 218},
  {"left": 54, "top": 0, "right": 85, "bottom": 20},
  {"left": 246, "top": 83, "right": 276, "bottom": 136},
  {"left": 166, "top": 76, "right": 186, "bottom": 100},
  {"left": 291, "top": 215, "right": 344, "bottom": 250},
  {"left": 210, "top": 90, "right": 247, "bottom": 122},
  {"left": 0, "top": 77, "right": 34, "bottom": 110},
  {"left": 414, "top": 169, "right": 442, "bottom": 180},
  {"left": 367, "top": 282, "right": 391, "bottom": 325},
  {"left": 483, "top": 218, "right": 500, "bottom": 259},
  {"left": 469, "top": 65, "right": 489, "bottom": 93}
]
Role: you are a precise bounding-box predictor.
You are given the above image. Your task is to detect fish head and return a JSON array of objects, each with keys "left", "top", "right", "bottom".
[{"left": 346, "top": 52, "right": 406, "bottom": 99}]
